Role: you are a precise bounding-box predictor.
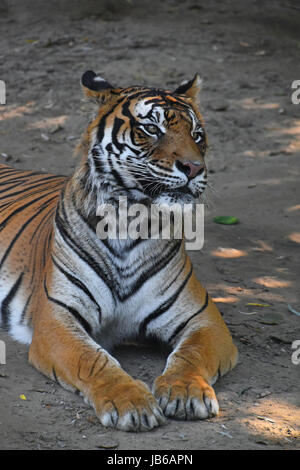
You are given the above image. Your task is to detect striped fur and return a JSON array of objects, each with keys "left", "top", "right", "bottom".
[{"left": 0, "top": 73, "right": 238, "bottom": 431}]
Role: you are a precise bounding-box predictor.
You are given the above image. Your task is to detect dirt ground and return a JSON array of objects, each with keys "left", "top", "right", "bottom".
[{"left": 0, "top": 0, "right": 299, "bottom": 451}]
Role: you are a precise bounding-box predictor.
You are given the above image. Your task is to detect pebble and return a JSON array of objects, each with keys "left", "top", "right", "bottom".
[{"left": 96, "top": 439, "right": 119, "bottom": 449}]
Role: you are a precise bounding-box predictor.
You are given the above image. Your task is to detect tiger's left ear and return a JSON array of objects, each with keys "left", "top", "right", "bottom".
[
  {"left": 173, "top": 74, "right": 202, "bottom": 101},
  {"left": 81, "top": 70, "right": 120, "bottom": 104}
]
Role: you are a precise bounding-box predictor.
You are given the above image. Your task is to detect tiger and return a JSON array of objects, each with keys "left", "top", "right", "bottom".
[{"left": 0, "top": 70, "right": 238, "bottom": 431}]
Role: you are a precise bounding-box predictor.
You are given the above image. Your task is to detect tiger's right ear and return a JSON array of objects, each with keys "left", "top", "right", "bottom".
[{"left": 81, "top": 70, "right": 120, "bottom": 103}]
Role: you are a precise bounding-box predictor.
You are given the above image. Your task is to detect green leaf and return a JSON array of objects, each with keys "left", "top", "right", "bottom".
[{"left": 214, "top": 216, "right": 239, "bottom": 225}]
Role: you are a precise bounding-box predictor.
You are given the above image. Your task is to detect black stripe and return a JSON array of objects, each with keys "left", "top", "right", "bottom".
[
  {"left": 0, "top": 194, "right": 58, "bottom": 270},
  {"left": 52, "top": 367, "right": 60, "bottom": 385},
  {"left": 139, "top": 264, "right": 193, "bottom": 336},
  {"left": 60, "top": 193, "right": 116, "bottom": 279},
  {"left": 55, "top": 210, "right": 116, "bottom": 295},
  {"left": 20, "top": 291, "right": 33, "bottom": 323},
  {"left": 30, "top": 206, "right": 55, "bottom": 242},
  {"left": 0, "top": 175, "right": 36, "bottom": 191},
  {"left": 0, "top": 178, "right": 32, "bottom": 191},
  {"left": 53, "top": 365, "right": 80, "bottom": 394},
  {"left": 111, "top": 167, "right": 126, "bottom": 188},
  {"left": 106, "top": 154, "right": 128, "bottom": 190},
  {"left": 97, "top": 100, "right": 122, "bottom": 142},
  {"left": 148, "top": 166, "right": 179, "bottom": 180},
  {"left": 168, "top": 292, "right": 209, "bottom": 343},
  {"left": 99, "top": 239, "right": 182, "bottom": 300},
  {"left": 0, "top": 189, "right": 59, "bottom": 231},
  {"left": 1, "top": 273, "right": 24, "bottom": 329},
  {"left": 76, "top": 200, "right": 147, "bottom": 261},
  {"left": 164, "top": 255, "right": 187, "bottom": 292},
  {"left": 0, "top": 169, "right": 22, "bottom": 178},
  {"left": 28, "top": 207, "right": 56, "bottom": 284},
  {"left": 121, "top": 240, "right": 182, "bottom": 301},
  {"left": 0, "top": 175, "right": 64, "bottom": 199},
  {"left": 92, "top": 156, "right": 104, "bottom": 176},
  {"left": 93, "top": 228, "right": 143, "bottom": 261},
  {"left": 43, "top": 278, "right": 92, "bottom": 335},
  {"left": 0, "top": 172, "right": 64, "bottom": 191},
  {"left": 52, "top": 256, "right": 102, "bottom": 322},
  {"left": 111, "top": 117, "right": 125, "bottom": 152},
  {"left": 150, "top": 162, "right": 173, "bottom": 173},
  {"left": 88, "top": 351, "right": 108, "bottom": 378},
  {"left": 0, "top": 168, "right": 59, "bottom": 180},
  {"left": 123, "top": 143, "right": 140, "bottom": 156}
]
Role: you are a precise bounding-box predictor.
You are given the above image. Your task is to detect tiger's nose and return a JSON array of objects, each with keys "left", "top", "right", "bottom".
[{"left": 175, "top": 160, "right": 205, "bottom": 180}]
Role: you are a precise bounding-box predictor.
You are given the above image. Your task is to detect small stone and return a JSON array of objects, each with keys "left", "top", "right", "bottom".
[
  {"left": 96, "top": 439, "right": 119, "bottom": 449},
  {"left": 257, "top": 313, "right": 283, "bottom": 325}
]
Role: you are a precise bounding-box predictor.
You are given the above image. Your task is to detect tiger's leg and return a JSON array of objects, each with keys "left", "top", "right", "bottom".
[
  {"left": 152, "top": 275, "right": 238, "bottom": 420},
  {"left": 29, "top": 302, "right": 165, "bottom": 431}
]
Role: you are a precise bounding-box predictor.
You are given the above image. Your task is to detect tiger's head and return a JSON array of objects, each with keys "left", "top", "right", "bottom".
[{"left": 78, "top": 70, "right": 208, "bottom": 207}]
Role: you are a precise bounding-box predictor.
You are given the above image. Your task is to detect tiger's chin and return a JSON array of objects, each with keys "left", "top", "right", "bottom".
[{"left": 152, "top": 187, "right": 203, "bottom": 206}]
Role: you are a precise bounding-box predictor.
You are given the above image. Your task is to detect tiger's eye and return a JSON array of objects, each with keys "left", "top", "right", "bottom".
[
  {"left": 144, "top": 124, "right": 159, "bottom": 135},
  {"left": 193, "top": 131, "right": 202, "bottom": 142}
]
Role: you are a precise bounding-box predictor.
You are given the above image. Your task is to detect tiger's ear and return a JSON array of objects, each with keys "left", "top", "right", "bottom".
[
  {"left": 173, "top": 74, "right": 202, "bottom": 101},
  {"left": 81, "top": 70, "right": 120, "bottom": 103}
]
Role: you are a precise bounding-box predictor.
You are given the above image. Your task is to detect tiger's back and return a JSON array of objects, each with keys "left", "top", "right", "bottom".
[{"left": 0, "top": 163, "right": 67, "bottom": 342}]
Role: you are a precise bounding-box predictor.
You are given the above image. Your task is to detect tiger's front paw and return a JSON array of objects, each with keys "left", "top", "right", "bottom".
[
  {"left": 92, "top": 378, "right": 166, "bottom": 432},
  {"left": 153, "top": 374, "right": 219, "bottom": 420}
]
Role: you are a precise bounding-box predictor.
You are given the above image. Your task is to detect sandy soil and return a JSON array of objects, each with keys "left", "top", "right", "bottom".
[{"left": 0, "top": 0, "right": 299, "bottom": 450}]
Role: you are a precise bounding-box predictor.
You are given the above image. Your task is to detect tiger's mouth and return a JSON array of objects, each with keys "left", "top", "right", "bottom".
[
  {"left": 171, "top": 185, "right": 193, "bottom": 196},
  {"left": 162, "top": 184, "right": 204, "bottom": 203},
  {"left": 138, "top": 179, "right": 204, "bottom": 204},
  {"left": 125, "top": 168, "right": 206, "bottom": 204}
]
